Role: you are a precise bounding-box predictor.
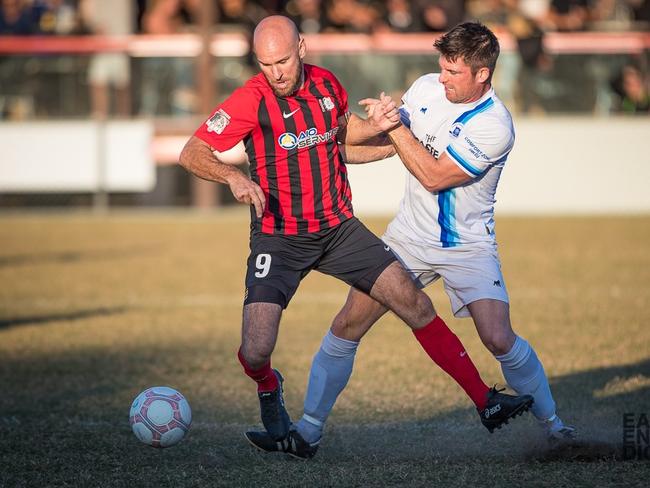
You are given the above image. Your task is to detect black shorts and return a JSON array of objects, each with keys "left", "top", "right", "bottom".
[{"left": 244, "top": 217, "right": 396, "bottom": 309}]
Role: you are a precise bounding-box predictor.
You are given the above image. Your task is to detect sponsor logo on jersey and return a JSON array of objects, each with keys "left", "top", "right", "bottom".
[
  {"left": 464, "top": 136, "right": 489, "bottom": 160},
  {"left": 449, "top": 123, "right": 462, "bottom": 138},
  {"left": 318, "top": 97, "right": 335, "bottom": 112},
  {"left": 283, "top": 108, "right": 300, "bottom": 119},
  {"left": 420, "top": 106, "right": 428, "bottom": 114},
  {"left": 493, "top": 280, "right": 501, "bottom": 287},
  {"left": 278, "top": 127, "right": 339, "bottom": 150},
  {"left": 206, "top": 108, "right": 231, "bottom": 134},
  {"left": 278, "top": 132, "right": 299, "bottom": 149},
  {"left": 420, "top": 139, "right": 440, "bottom": 158}
]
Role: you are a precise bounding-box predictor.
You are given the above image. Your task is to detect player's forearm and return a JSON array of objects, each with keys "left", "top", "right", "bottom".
[
  {"left": 341, "top": 142, "right": 396, "bottom": 164},
  {"left": 178, "top": 136, "right": 246, "bottom": 185},
  {"left": 387, "top": 125, "right": 447, "bottom": 191},
  {"left": 341, "top": 113, "right": 385, "bottom": 145}
]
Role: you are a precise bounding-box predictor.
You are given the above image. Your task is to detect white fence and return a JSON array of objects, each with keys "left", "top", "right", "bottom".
[
  {"left": 0, "top": 117, "right": 648, "bottom": 214},
  {"left": 348, "top": 117, "right": 650, "bottom": 215},
  {"left": 0, "top": 120, "right": 155, "bottom": 193}
]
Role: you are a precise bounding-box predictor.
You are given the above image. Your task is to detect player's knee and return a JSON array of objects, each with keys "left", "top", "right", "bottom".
[
  {"left": 239, "top": 342, "right": 273, "bottom": 369},
  {"left": 331, "top": 309, "right": 363, "bottom": 340},
  {"left": 415, "top": 289, "right": 435, "bottom": 315},
  {"left": 410, "top": 290, "right": 436, "bottom": 326},
  {"left": 482, "top": 328, "right": 515, "bottom": 356},
  {"left": 331, "top": 310, "right": 350, "bottom": 335}
]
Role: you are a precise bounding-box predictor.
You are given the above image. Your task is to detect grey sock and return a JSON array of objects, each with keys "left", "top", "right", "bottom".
[
  {"left": 495, "top": 335, "right": 556, "bottom": 421},
  {"left": 295, "top": 330, "right": 359, "bottom": 443}
]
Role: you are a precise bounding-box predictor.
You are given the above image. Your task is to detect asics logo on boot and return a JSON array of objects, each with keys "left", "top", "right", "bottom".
[{"left": 484, "top": 404, "right": 501, "bottom": 419}]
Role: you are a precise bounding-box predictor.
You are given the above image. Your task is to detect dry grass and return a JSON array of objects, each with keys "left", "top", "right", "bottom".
[{"left": 1, "top": 211, "right": 649, "bottom": 487}]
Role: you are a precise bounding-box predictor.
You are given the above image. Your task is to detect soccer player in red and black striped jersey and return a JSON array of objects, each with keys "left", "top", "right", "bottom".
[{"left": 179, "top": 15, "right": 532, "bottom": 457}]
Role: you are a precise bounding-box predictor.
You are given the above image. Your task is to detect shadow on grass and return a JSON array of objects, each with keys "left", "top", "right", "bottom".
[
  {"left": 0, "top": 245, "right": 159, "bottom": 268},
  {"left": 0, "top": 307, "right": 129, "bottom": 330},
  {"left": 516, "top": 357, "right": 650, "bottom": 462},
  {"left": 0, "top": 346, "right": 648, "bottom": 480}
]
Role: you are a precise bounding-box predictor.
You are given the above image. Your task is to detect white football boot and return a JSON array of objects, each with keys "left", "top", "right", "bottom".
[{"left": 541, "top": 414, "right": 577, "bottom": 441}]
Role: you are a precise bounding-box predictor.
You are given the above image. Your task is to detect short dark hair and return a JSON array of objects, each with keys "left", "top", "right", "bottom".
[{"left": 434, "top": 22, "right": 500, "bottom": 80}]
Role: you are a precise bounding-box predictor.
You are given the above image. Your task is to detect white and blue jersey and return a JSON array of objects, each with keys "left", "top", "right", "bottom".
[{"left": 387, "top": 74, "right": 515, "bottom": 248}]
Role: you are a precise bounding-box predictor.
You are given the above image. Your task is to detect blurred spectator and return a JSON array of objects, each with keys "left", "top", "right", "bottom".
[
  {"left": 32, "top": 0, "right": 80, "bottom": 35},
  {"left": 467, "top": 0, "right": 518, "bottom": 26},
  {"left": 509, "top": 11, "right": 554, "bottom": 112},
  {"left": 591, "top": 0, "right": 650, "bottom": 29},
  {"left": 628, "top": 0, "right": 650, "bottom": 26},
  {"left": 379, "top": 0, "right": 422, "bottom": 32},
  {"left": 421, "top": 0, "right": 466, "bottom": 32},
  {"left": 518, "top": 0, "right": 553, "bottom": 24},
  {"left": 611, "top": 64, "right": 650, "bottom": 113},
  {"left": 548, "top": 0, "right": 590, "bottom": 30},
  {"left": 285, "top": 0, "right": 328, "bottom": 33},
  {"left": 144, "top": 0, "right": 190, "bottom": 35},
  {"left": 257, "top": 0, "right": 286, "bottom": 14},
  {"left": 590, "top": 0, "right": 635, "bottom": 29},
  {"left": 324, "top": 0, "right": 382, "bottom": 33},
  {"left": 0, "top": 0, "right": 33, "bottom": 34},
  {"left": 80, "top": 0, "right": 133, "bottom": 118},
  {"left": 218, "top": 0, "right": 267, "bottom": 31},
  {"left": 140, "top": 0, "right": 202, "bottom": 115}
]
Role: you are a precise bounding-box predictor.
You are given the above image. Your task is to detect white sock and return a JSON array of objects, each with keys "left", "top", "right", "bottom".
[
  {"left": 295, "top": 330, "right": 359, "bottom": 443},
  {"left": 495, "top": 335, "right": 556, "bottom": 421}
]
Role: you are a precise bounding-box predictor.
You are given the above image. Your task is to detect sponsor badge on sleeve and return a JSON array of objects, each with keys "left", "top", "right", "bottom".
[{"left": 206, "top": 109, "right": 231, "bottom": 134}]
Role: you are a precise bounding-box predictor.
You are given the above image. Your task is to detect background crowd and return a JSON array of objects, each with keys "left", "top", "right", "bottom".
[
  {"left": 1, "top": 0, "right": 649, "bottom": 36},
  {"left": 0, "top": 0, "right": 648, "bottom": 118}
]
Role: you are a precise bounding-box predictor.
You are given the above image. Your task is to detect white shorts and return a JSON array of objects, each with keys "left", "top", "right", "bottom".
[
  {"left": 88, "top": 53, "right": 130, "bottom": 87},
  {"left": 383, "top": 227, "right": 509, "bottom": 318}
]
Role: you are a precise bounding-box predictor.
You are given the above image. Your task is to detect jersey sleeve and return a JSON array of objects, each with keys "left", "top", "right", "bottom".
[
  {"left": 193, "top": 86, "right": 260, "bottom": 152},
  {"left": 398, "top": 80, "right": 417, "bottom": 129},
  {"left": 329, "top": 73, "right": 349, "bottom": 117},
  {"left": 445, "top": 116, "right": 514, "bottom": 178}
]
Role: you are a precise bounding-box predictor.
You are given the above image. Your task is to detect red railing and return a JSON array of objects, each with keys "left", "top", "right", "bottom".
[{"left": 0, "top": 31, "right": 649, "bottom": 56}]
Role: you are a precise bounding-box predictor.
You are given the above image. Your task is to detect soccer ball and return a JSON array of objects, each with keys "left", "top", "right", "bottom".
[{"left": 129, "top": 386, "right": 192, "bottom": 448}]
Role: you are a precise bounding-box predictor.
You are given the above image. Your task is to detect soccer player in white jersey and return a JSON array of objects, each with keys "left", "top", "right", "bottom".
[{"left": 246, "top": 22, "right": 575, "bottom": 459}]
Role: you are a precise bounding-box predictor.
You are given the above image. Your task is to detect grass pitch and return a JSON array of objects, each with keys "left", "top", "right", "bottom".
[{"left": 1, "top": 211, "right": 649, "bottom": 487}]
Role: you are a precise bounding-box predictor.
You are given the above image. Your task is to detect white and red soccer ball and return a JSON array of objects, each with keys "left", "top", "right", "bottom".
[{"left": 129, "top": 386, "right": 192, "bottom": 448}]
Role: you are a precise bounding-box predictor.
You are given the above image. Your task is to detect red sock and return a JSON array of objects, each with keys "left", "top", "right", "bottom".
[
  {"left": 237, "top": 348, "right": 279, "bottom": 393},
  {"left": 413, "top": 316, "right": 489, "bottom": 410}
]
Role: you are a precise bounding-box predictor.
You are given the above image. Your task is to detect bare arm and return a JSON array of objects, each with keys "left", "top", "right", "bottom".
[
  {"left": 387, "top": 125, "right": 471, "bottom": 192},
  {"left": 340, "top": 138, "right": 396, "bottom": 164},
  {"left": 337, "top": 93, "right": 400, "bottom": 146},
  {"left": 178, "top": 136, "right": 266, "bottom": 217},
  {"left": 334, "top": 94, "right": 400, "bottom": 163}
]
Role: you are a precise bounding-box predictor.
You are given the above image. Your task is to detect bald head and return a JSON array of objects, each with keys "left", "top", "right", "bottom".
[
  {"left": 253, "top": 15, "right": 300, "bottom": 56},
  {"left": 253, "top": 15, "right": 306, "bottom": 97}
]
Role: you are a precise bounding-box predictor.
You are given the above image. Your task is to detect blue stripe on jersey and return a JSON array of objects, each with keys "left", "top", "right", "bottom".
[
  {"left": 447, "top": 145, "right": 482, "bottom": 176},
  {"left": 453, "top": 97, "right": 494, "bottom": 125},
  {"left": 437, "top": 189, "right": 460, "bottom": 248},
  {"left": 399, "top": 107, "right": 411, "bottom": 128}
]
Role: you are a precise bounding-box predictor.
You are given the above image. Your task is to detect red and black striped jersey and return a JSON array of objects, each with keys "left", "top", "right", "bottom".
[{"left": 194, "top": 64, "right": 354, "bottom": 235}]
